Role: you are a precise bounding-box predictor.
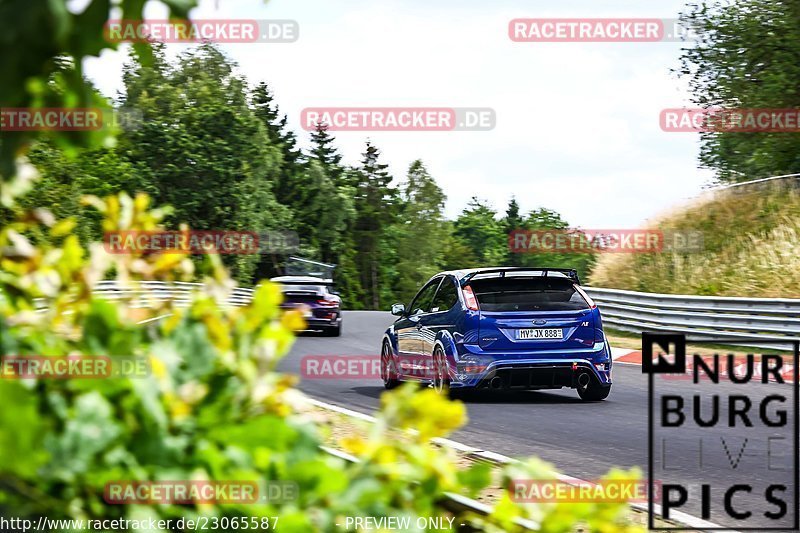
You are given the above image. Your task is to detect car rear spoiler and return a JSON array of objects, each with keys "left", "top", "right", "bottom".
[{"left": 461, "top": 268, "right": 581, "bottom": 285}]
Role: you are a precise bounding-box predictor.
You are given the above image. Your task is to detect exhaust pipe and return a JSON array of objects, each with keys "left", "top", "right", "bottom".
[
  {"left": 489, "top": 376, "right": 503, "bottom": 389},
  {"left": 577, "top": 372, "right": 591, "bottom": 388}
]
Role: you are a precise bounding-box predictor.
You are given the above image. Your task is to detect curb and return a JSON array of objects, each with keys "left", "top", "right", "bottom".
[
  {"left": 610, "top": 346, "right": 795, "bottom": 383},
  {"left": 304, "top": 396, "right": 738, "bottom": 532}
]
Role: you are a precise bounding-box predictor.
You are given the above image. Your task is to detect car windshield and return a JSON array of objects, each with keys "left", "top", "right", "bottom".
[{"left": 469, "top": 277, "right": 590, "bottom": 312}]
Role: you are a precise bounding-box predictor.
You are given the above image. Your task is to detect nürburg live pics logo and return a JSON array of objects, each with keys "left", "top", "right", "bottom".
[{"left": 644, "top": 332, "right": 798, "bottom": 530}]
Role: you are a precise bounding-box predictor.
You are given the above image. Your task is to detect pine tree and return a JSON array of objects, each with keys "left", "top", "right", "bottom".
[
  {"left": 308, "top": 122, "right": 344, "bottom": 184},
  {"left": 353, "top": 140, "right": 396, "bottom": 308},
  {"left": 251, "top": 82, "right": 305, "bottom": 206},
  {"left": 392, "top": 160, "right": 448, "bottom": 303},
  {"left": 504, "top": 197, "right": 523, "bottom": 265}
]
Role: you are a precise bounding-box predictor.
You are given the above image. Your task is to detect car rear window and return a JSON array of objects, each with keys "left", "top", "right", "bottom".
[{"left": 468, "top": 277, "right": 590, "bottom": 312}]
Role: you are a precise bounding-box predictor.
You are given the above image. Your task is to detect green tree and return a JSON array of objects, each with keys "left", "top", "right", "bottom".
[
  {"left": 251, "top": 82, "right": 305, "bottom": 208},
  {"left": 0, "top": 0, "right": 196, "bottom": 182},
  {"left": 439, "top": 222, "right": 480, "bottom": 271},
  {"left": 504, "top": 197, "right": 523, "bottom": 266},
  {"left": 453, "top": 197, "right": 507, "bottom": 265},
  {"left": 390, "top": 160, "right": 448, "bottom": 304},
  {"left": 352, "top": 141, "right": 397, "bottom": 309},
  {"left": 119, "top": 44, "right": 290, "bottom": 282},
  {"left": 304, "top": 161, "right": 356, "bottom": 265},
  {"left": 679, "top": 0, "right": 800, "bottom": 182},
  {"left": 515, "top": 208, "right": 596, "bottom": 282},
  {"left": 308, "top": 122, "right": 344, "bottom": 184}
]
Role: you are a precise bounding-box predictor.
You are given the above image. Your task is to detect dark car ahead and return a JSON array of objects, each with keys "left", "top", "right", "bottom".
[
  {"left": 272, "top": 275, "right": 342, "bottom": 336},
  {"left": 380, "top": 267, "right": 612, "bottom": 401}
]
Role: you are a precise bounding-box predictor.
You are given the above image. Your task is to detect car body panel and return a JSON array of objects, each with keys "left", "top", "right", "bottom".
[
  {"left": 272, "top": 275, "right": 342, "bottom": 330},
  {"left": 381, "top": 267, "right": 612, "bottom": 392}
]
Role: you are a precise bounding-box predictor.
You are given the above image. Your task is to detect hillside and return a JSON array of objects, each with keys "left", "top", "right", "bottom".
[{"left": 589, "top": 180, "right": 800, "bottom": 298}]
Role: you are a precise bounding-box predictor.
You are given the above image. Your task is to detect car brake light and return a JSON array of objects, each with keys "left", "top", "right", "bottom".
[
  {"left": 462, "top": 285, "right": 479, "bottom": 311},
  {"left": 317, "top": 299, "right": 338, "bottom": 307}
]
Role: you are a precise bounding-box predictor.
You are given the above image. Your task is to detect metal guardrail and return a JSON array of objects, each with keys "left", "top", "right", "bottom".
[
  {"left": 84, "top": 282, "right": 800, "bottom": 349},
  {"left": 583, "top": 286, "right": 800, "bottom": 349},
  {"left": 713, "top": 171, "right": 800, "bottom": 191},
  {"left": 582, "top": 171, "right": 800, "bottom": 350},
  {"left": 91, "top": 280, "right": 254, "bottom": 309}
]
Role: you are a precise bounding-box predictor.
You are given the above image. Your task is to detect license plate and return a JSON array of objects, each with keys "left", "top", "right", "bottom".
[
  {"left": 294, "top": 305, "right": 312, "bottom": 318},
  {"left": 517, "top": 328, "right": 563, "bottom": 340}
]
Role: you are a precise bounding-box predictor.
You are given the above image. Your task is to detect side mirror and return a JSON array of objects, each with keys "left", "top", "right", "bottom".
[{"left": 391, "top": 303, "right": 406, "bottom": 316}]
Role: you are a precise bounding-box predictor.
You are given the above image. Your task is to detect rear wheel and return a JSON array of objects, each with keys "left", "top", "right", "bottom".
[
  {"left": 381, "top": 342, "right": 400, "bottom": 389},
  {"left": 431, "top": 347, "right": 450, "bottom": 394},
  {"left": 576, "top": 373, "right": 611, "bottom": 401}
]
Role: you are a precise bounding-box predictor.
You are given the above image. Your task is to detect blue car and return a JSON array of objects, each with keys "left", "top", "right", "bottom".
[{"left": 380, "top": 267, "right": 612, "bottom": 401}]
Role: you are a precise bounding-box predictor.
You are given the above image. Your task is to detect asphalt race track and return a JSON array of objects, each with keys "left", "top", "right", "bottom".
[{"left": 278, "top": 311, "right": 798, "bottom": 529}]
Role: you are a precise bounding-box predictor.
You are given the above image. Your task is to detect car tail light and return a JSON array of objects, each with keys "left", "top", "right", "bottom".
[
  {"left": 462, "top": 285, "right": 479, "bottom": 311},
  {"left": 317, "top": 299, "right": 338, "bottom": 307},
  {"left": 457, "top": 355, "right": 491, "bottom": 377}
]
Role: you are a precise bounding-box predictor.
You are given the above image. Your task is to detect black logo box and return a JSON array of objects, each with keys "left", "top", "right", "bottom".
[{"left": 643, "top": 333, "right": 799, "bottom": 531}]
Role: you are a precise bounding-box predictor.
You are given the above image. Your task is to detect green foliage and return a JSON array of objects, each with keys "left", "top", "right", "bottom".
[
  {"left": 679, "top": 0, "right": 800, "bottom": 182},
  {"left": 512, "top": 208, "right": 596, "bottom": 283},
  {"left": 0, "top": 0, "right": 197, "bottom": 182},
  {"left": 389, "top": 160, "right": 449, "bottom": 305},
  {"left": 589, "top": 183, "right": 800, "bottom": 296},
  {"left": 351, "top": 141, "right": 398, "bottom": 309},
  {"left": 0, "top": 192, "right": 643, "bottom": 532},
  {"left": 4, "top": 1, "right": 598, "bottom": 310},
  {"left": 119, "top": 44, "right": 291, "bottom": 282},
  {"left": 2, "top": 4, "right": 645, "bottom": 530},
  {"left": 454, "top": 197, "right": 508, "bottom": 266}
]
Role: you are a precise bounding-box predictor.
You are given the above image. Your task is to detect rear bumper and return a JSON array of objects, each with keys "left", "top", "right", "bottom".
[
  {"left": 305, "top": 313, "right": 342, "bottom": 329},
  {"left": 448, "top": 342, "right": 612, "bottom": 389},
  {"left": 304, "top": 315, "right": 341, "bottom": 329},
  {"left": 282, "top": 307, "right": 341, "bottom": 329}
]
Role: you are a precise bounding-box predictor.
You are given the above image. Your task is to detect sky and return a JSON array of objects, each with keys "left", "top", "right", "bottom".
[{"left": 76, "top": 0, "right": 715, "bottom": 229}]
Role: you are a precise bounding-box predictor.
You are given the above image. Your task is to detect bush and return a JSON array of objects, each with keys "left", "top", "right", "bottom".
[
  {"left": 589, "top": 183, "right": 800, "bottom": 297},
  {"left": 0, "top": 191, "right": 644, "bottom": 532}
]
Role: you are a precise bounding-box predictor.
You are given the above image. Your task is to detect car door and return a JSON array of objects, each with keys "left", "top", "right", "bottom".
[
  {"left": 395, "top": 278, "right": 441, "bottom": 375},
  {"left": 417, "top": 275, "right": 459, "bottom": 359}
]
